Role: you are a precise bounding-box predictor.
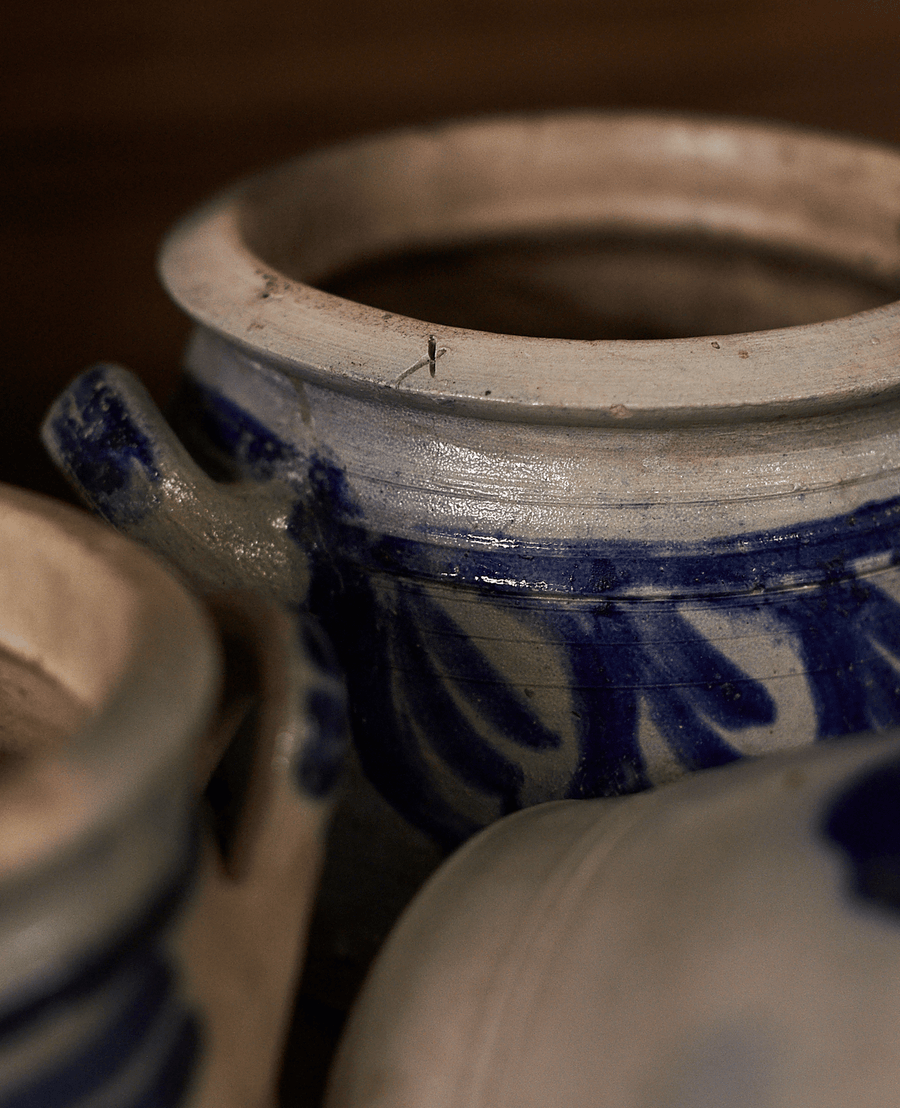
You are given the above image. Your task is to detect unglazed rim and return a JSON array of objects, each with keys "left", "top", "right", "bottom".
[
  {"left": 159, "top": 110, "right": 900, "bottom": 425},
  {"left": 0, "top": 485, "right": 219, "bottom": 874}
]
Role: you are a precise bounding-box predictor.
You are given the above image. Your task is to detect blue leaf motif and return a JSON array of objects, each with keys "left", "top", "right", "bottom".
[
  {"left": 326, "top": 573, "right": 572, "bottom": 846},
  {"left": 48, "top": 366, "right": 160, "bottom": 524},
  {"left": 390, "top": 593, "right": 528, "bottom": 796},
  {"left": 637, "top": 608, "right": 778, "bottom": 764},
  {"left": 402, "top": 586, "right": 563, "bottom": 755},
  {"left": 317, "top": 570, "right": 495, "bottom": 846},
  {"left": 317, "top": 563, "right": 780, "bottom": 844},
  {"left": 559, "top": 605, "right": 776, "bottom": 799},
  {"left": 772, "top": 579, "right": 900, "bottom": 737},
  {"left": 162, "top": 382, "right": 900, "bottom": 844}
]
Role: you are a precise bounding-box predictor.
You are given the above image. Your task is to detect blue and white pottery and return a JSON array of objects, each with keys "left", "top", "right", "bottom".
[
  {"left": 0, "top": 484, "right": 345, "bottom": 1107},
  {"left": 325, "top": 731, "right": 900, "bottom": 1108},
  {"left": 42, "top": 111, "right": 900, "bottom": 849}
]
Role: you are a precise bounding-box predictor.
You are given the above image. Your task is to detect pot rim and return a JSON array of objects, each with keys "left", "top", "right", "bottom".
[
  {"left": 0, "top": 484, "right": 218, "bottom": 875},
  {"left": 159, "top": 109, "right": 900, "bottom": 426}
]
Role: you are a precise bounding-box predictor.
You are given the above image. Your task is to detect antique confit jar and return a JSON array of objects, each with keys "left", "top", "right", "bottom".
[{"left": 44, "top": 110, "right": 900, "bottom": 849}]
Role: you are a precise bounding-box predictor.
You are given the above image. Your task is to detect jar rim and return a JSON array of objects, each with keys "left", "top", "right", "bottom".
[
  {"left": 159, "top": 110, "right": 900, "bottom": 425},
  {"left": 0, "top": 485, "right": 218, "bottom": 874}
]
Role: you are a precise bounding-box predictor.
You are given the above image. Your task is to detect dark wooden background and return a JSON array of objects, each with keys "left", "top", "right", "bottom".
[{"left": 3, "top": 0, "right": 900, "bottom": 499}]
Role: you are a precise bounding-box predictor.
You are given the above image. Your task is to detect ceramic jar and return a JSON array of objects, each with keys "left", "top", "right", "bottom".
[
  {"left": 325, "top": 731, "right": 900, "bottom": 1108},
  {"left": 43, "top": 110, "right": 900, "bottom": 848},
  {"left": 0, "top": 484, "right": 345, "bottom": 1107}
]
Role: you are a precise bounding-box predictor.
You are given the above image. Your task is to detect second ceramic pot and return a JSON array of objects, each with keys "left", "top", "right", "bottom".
[
  {"left": 44, "top": 111, "right": 900, "bottom": 847},
  {"left": 325, "top": 732, "right": 900, "bottom": 1108},
  {"left": 0, "top": 484, "right": 347, "bottom": 1108}
]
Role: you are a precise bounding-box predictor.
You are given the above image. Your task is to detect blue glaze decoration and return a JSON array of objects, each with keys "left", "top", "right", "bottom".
[
  {"left": 559, "top": 605, "right": 777, "bottom": 797},
  {"left": 0, "top": 825, "right": 199, "bottom": 1039},
  {"left": 2, "top": 955, "right": 196, "bottom": 1108},
  {"left": 300, "top": 484, "right": 900, "bottom": 842},
  {"left": 292, "top": 616, "right": 348, "bottom": 799},
  {"left": 770, "top": 581, "right": 900, "bottom": 737},
  {"left": 306, "top": 455, "right": 363, "bottom": 520},
  {"left": 296, "top": 686, "right": 348, "bottom": 799},
  {"left": 0, "top": 827, "right": 202, "bottom": 1108},
  {"left": 313, "top": 501, "right": 900, "bottom": 599},
  {"left": 47, "top": 366, "right": 160, "bottom": 526},
  {"left": 170, "top": 378, "right": 900, "bottom": 845},
  {"left": 822, "top": 753, "right": 900, "bottom": 918},
  {"left": 316, "top": 574, "right": 780, "bottom": 845},
  {"left": 175, "top": 380, "right": 900, "bottom": 593},
  {"left": 168, "top": 377, "right": 301, "bottom": 485}
]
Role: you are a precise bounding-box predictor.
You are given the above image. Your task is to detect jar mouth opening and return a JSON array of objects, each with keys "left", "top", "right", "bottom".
[
  {"left": 160, "top": 111, "right": 900, "bottom": 422},
  {"left": 313, "top": 228, "right": 899, "bottom": 343}
]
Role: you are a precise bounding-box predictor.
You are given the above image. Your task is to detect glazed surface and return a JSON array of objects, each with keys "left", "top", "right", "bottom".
[{"left": 167, "top": 341, "right": 900, "bottom": 843}]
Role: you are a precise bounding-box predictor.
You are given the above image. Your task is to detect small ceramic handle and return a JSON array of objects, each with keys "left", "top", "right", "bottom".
[
  {"left": 185, "top": 591, "right": 347, "bottom": 1108},
  {"left": 41, "top": 364, "right": 309, "bottom": 606}
]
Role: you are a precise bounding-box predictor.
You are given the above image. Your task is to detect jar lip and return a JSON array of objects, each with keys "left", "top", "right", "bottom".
[
  {"left": 0, "top": 485, "right": 218, "bottom": 876},
  {"left": 159, "top": 110, "right": 900, "bottom": 425}
]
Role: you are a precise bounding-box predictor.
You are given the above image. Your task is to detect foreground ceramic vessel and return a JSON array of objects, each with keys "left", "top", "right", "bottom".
[
  {"left": 326, "top": 731, "right": 900, "bottom": 1108},
  {"left": 43, "top": 111, "right": 900, "bottom": 847},
  {"left": 0, "top": 485, "right": 345, "bottom": 1107}
]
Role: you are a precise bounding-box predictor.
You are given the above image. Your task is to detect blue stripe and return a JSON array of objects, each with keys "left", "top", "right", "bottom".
[
  {"left": 0, "top": 824, "right": 199, "bottom": 1042},
  {"left": 127, "top": 1013, "right": 202, "bottom": 1108},
  {"left": 0, "top": 824, "right": 203, "bottom": 1108},
  {"left": 1, "top": 954, "right": 200, "bottom": 1108},
  {"left": 47, "top": 366, "right": 161, "bottom": 527},
  {"left": 172, "top": 376, "right": 900, "bottom": 596},
  {"left": 321, "top": 495, "right": 900, "bottom": 599}
]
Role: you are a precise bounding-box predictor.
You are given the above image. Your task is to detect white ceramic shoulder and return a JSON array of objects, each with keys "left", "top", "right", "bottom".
[{"left": 326, "top": 731, "right": 900, "bottom": 1108}]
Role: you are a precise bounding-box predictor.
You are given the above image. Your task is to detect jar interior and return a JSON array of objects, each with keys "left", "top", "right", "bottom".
[
  {"left": 317, "top": 231, "right": 900, "bottom": 340},
  {"left": 237, "top": 116, "right": 900, "bottom": 341},
  {"left": 0, "top": 502, "right": 136, "bottom": 764},
  {"left": 0, "top": 644, "right": 89, "bottom": 766}
]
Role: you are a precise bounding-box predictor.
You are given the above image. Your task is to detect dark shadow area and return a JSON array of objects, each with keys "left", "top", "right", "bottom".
[{"left": 321, "top": 231, "right": 899, "bottom": 340}]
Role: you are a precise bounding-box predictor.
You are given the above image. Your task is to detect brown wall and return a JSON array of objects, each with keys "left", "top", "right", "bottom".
[{"left": 4, "top": 0, "right": 900, "bottom": 497}]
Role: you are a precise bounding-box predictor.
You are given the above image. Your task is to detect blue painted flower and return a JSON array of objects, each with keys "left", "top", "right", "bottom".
[
  {"left": 170, "top": 378, "right": 900, "bottom": 846},
  {"left": 823, "top": 752, "right": 900, "bottom": 919}
]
